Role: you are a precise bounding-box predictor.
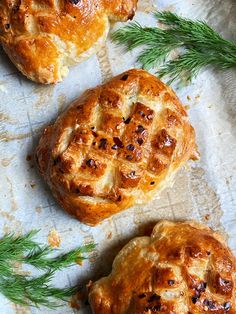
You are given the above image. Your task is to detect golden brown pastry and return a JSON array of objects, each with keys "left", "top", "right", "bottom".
[
  {"left": 36, "top": 69, "right": 199, "bottom": 225},
  {"left": 89, "top": 220, "right": 236, "bottom": 314},
  {"left": 0, "top": 0, "right": 137, "bottom": 84}
]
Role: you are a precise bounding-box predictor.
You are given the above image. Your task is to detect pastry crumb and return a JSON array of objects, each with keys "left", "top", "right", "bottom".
[
  {"left": 26, "top": 155, "right": 32, "bottom": 161},
  {"left": 35, "top": 206, "right": 42, "bottom": 214},
  {"left": 48, "top": 228, "right": 61, "bottom": 248},
  {"left": 204, "top": 214, "right": 210, "bottom": 221},
  {"left": 30, "top": 182, "right": 36, "bottom": 189},
  {"left": 107, "top": 231, "right": 112, "bottom": 239},
  {"left": 87, "top": 280, "right": 93, "bottom": 290},
  {"left": 76, "top": 259, "right": 83, "bottom": 266}
]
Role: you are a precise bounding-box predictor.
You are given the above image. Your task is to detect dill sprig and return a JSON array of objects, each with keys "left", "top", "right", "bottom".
[
  {"left": 0, "top": 271, "right": 77, "bottom": 308},
  {"left": 0, "top": 230, "right": 95, "bottom": 308},
  {"left": 25, "top": 243, "right": 95, "bottom": 271},
  {"left": 112, "top": 11, "right": 236, "bottom": 84}
]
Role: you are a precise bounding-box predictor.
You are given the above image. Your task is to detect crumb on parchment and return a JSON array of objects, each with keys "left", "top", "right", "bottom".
[
  {"left": 26, "top": 155, "right": 32, "bottom": 161},
  {"left": 107, "top": 231, "right": 112, "bottom": 239},
  {"left": 48, "top": 228, "right": 61, "bottom": 248}
]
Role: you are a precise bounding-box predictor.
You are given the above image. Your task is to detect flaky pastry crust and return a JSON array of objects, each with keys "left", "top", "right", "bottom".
[
  {"left": 89, "top": 220, "right": 236, "bottom": 314},
  {"left": 36, "top": 69, "right": 199, "bottom": 225},
  {"left": 0, "top": 0, "right": 137, "bottom": 84}
]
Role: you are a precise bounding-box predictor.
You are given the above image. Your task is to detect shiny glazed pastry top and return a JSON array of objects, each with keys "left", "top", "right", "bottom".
[
  {"left": 0, "top": 0, "right": 137, "bottom": 84},
  {"left": 36, "top": 69, "right": 199, "bottom": 225},
  {"left": 89, "top": 220, "right": 236, "bottom": 313}
]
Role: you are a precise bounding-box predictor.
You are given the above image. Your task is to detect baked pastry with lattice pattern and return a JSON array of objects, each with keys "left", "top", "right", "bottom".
[
  {"left": 89, "top": 220, "right": 236, "bottom": 313},
  {"left": 0, "top": 0, "right": 137, "bottom": 84},
  {"left": 36, "top": 69, "right": 199, "bottom": 225}
]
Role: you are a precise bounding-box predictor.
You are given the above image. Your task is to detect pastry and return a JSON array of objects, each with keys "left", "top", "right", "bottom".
[
  {"left": 89, "top": 220, "right": 236, "bottom": 313},
  {"left": 0, "top": 0, "right": 137, "bottom": 84},
  {"left": 36, "top": 69, "right": 199, "bottom": 225}
]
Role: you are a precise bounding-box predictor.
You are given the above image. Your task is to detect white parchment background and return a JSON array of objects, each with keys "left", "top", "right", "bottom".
[{"left": 0, "top": 0, "right": 236, "bottom": 313}]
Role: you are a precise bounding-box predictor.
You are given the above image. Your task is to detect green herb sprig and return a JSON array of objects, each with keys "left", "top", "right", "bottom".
[
  {"left": 112, "top": 11, "right": 236, "bottom": 84},
  {"left": 0, "top": 230, "right": 95, "bottom": 308}
]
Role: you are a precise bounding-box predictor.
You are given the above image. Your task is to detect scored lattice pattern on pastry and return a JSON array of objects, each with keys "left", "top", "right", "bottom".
[
  {"left": 89, "top": 221, "right": 236, "bottom": 313},
  {"left": 0, "top": 0, "right": 137, "bottom": 83},
  {"left": 36, "top": 69, "right": 199, "bottom": 225}
]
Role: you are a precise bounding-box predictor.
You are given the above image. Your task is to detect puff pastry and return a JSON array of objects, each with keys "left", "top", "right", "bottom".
[
  {"left": 0, "top": 0, "right": 137, "bottom": 84},
  {"left": 36, "top": 69, "right": 199, "bottom": 225},
  {"left": 89, "top": 220, "right": 236, "bottom": 314}
]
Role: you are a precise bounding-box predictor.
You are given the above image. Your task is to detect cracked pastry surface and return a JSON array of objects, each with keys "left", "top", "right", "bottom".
[
  {"left": 36, "top": 69, "right": 199, "bottom": 225},
  {"left": 0, "top": 0, "right": 137, "bottom": 84},
  {"left": 89, "top": 220, "right": 236, "bottom": 314}
]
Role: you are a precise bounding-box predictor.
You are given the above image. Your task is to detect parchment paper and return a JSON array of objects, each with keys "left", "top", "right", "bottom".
[{"left": 0, "top": 0, "right": 236, "bottom": 313}]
